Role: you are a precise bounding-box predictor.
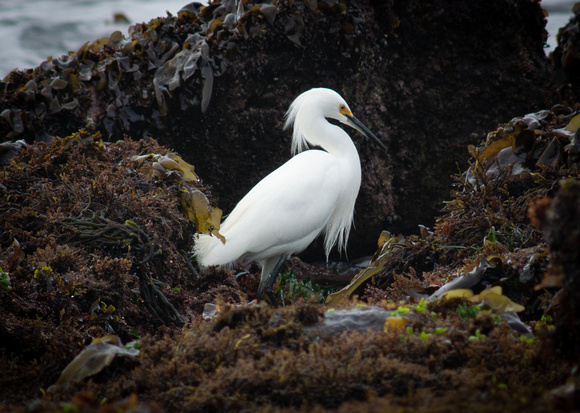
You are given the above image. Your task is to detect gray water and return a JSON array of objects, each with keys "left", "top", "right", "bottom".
[
  {"left": 0, "top": 0, "right": 188, "bottom": 77},
  {"left": 0, "top": 0, "right": 577, "bottom": 78}
]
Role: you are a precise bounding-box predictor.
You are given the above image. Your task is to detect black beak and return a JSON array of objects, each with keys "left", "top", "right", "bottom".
[{"left": 345, "top": 114, "right": 388, "bottom": 153}]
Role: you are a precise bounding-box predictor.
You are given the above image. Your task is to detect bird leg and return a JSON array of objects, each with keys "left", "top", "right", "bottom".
[{"left": 258, "top": 255, "right": 288, "bottom": 306}]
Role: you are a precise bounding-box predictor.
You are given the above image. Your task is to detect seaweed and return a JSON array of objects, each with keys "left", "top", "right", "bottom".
[
  {"left": 0, "top": 1, "right": 358, "bottom": 142},
  {"left": 2, "top": 1, "right": 580, "bottom": 411},
  {"left": 35, "top": 299, "right": 567, "bottom": 412},
  {"left": 0, "top": 130, "right": 247, "bottom": 405},
  {"left": 1, "top": 116, "right": 578, "bottom": 411}
]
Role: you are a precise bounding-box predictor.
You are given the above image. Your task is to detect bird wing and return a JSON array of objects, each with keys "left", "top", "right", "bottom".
[{"left": 220, "top": 149, "right": 344, "bottom": 262}]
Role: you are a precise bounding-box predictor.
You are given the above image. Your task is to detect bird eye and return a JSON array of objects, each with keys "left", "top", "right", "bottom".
[{"left": 339, "top": 104, "right": 350, "bottom": 116}]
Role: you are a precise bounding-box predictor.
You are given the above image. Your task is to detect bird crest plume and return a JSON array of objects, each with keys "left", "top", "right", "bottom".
[
  {"left": 284, "top": 88, "right": 341, "bottom": 155},
  {"left": 284, "top": 91, "right": 310, "bottom": 155}
]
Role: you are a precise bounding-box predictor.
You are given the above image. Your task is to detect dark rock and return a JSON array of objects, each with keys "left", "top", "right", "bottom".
[
  {"left": 0, "top": 0, "right": 557, "bottom": 261},
  {"left": 535, "top": 179, "right": 580, "bottom": 358},
  {"left": 550, "top": 4, "right": 580, "bottom": 105}
]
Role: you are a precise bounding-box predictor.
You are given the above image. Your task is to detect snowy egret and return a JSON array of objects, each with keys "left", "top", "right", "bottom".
[{"left": 193, "top": 87, "right": 386, "bottom": 303}]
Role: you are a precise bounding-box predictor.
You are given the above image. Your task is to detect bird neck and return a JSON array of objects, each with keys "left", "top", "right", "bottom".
[
  {"left": 308, "top": 121, "right": 362, "bottom": 193},
  {"left": 324, "top": 124, "right": 361, "bottom": 170},
  {"left": 298, "top": 115, "right": 361, "bottom": 161}
]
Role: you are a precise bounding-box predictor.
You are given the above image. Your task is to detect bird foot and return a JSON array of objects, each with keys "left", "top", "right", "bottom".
[
  {"left": 265, "top": 290, "right": 279, "bottom": 307},
  {"left": 256, "top": 286, "right": 278, "bottom": 307}
]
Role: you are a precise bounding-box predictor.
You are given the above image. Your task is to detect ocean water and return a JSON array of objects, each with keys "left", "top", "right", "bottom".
[
  {"left": 0, "top": 0, "right": 577, "bottom": 78},
  {"left": 545, "top": 0, "right": 577, "bottom": 50},
  {"left": 0, "top": 0, "right": 188, "bottom": 77}
]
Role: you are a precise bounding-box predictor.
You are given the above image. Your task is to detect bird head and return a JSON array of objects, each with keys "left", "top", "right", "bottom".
[
  {"left": 335, "top": 99, "right": 388, "bottom": 153},
  {"left": 285, "top": 88, "right": 387, "bottom": 154}
]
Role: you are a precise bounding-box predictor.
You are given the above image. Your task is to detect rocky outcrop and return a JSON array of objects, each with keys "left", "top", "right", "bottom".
[{"left": 0, "top": 0, "right": 556, "bottom": 259}]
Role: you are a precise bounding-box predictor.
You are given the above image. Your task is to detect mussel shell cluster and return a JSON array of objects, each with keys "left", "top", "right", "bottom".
[{"left": 0, "top": 1, "right": 351, "bottom": 143}]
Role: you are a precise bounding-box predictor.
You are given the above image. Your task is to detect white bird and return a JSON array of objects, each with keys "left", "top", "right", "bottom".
[{"left": 193, "top": 87, "right": 386, "bottom": 303}]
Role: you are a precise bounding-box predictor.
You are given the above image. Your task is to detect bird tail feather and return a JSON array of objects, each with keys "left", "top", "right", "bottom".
[{"left": 193, "top": 232, "right": 239, "bottom": 268}]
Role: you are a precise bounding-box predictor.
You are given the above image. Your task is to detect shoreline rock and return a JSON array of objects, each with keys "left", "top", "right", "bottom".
[
  {"left": 0, "top": 0, "right": 558, "bottom": 258},
  {"left": 1, "top": 1, "right": 580, "bottom": 410}
]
